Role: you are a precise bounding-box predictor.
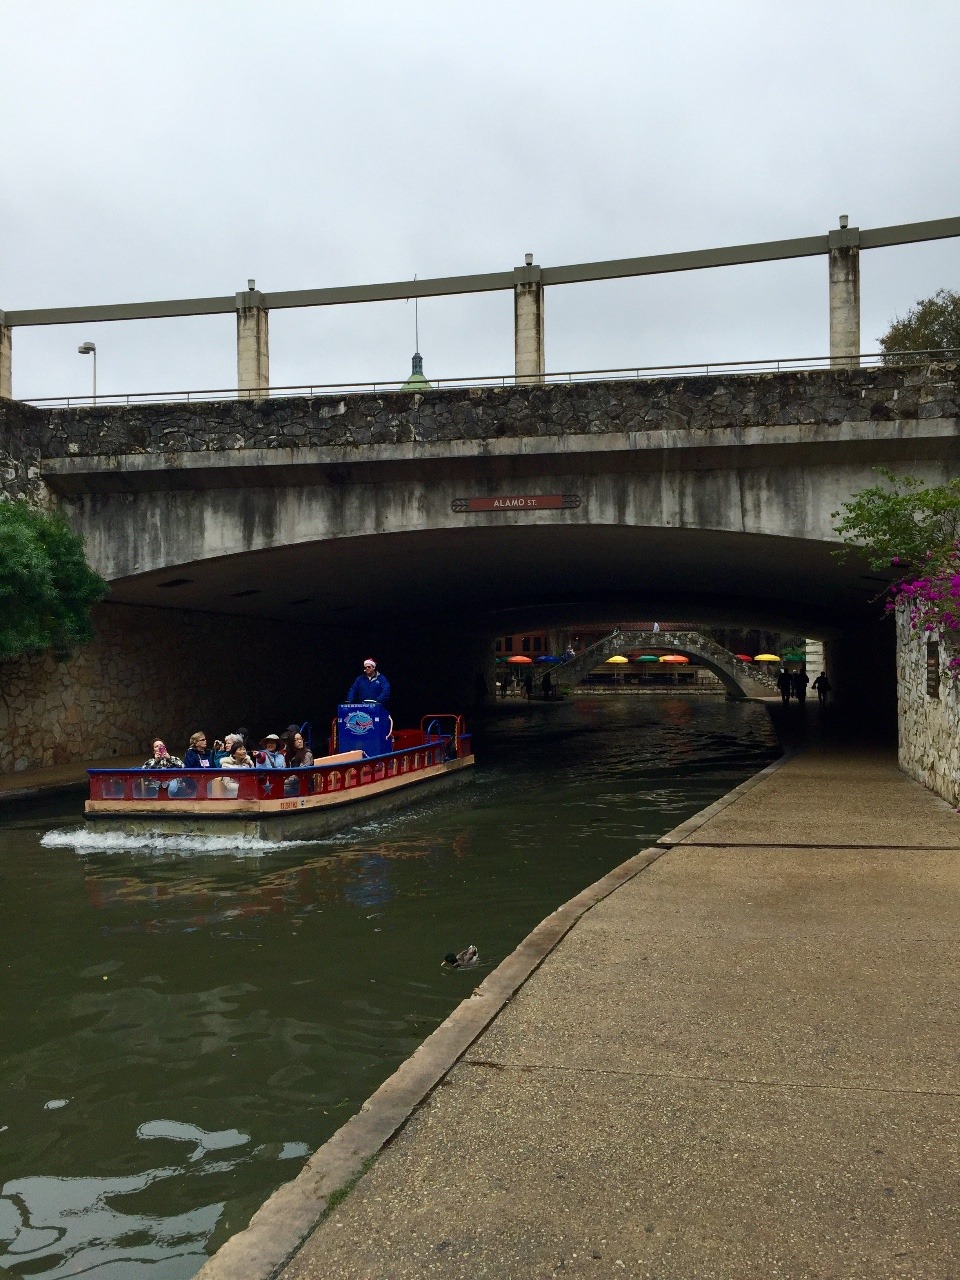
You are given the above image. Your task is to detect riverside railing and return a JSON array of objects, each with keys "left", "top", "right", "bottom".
[{"left": 23, "top": 348, "right": 960, "bottom": 411}]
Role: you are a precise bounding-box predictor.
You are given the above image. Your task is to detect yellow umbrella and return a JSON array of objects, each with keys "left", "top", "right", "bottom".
[
  {"left": 605, "top": 655, "right": 629, "bottom": 664},
  {"left": 753, "top": 653, "right": 781, "bottom": 662}
]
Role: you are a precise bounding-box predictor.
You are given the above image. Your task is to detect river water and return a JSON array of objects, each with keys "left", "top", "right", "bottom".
[{"left": 0, "top": 696, "right": 777, "bottom": 1279}]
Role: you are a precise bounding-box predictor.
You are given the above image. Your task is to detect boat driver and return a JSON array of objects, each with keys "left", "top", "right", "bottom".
[{"left": 347, "top": 658, "right": 391, "bottom": 705}]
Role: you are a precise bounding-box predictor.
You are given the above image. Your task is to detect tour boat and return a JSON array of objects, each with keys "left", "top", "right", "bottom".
[{"left": 85, "top": 712, "right": 474, "bottom": 840}]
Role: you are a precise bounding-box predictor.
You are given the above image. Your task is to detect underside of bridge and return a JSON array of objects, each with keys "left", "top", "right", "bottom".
[{"left": 104, "top": 522, "right": 895, "bottom": 726}]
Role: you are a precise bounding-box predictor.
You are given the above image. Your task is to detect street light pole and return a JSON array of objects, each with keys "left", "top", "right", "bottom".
[{"left": 77, "top": 341, "right": 96, "bottom": 402}]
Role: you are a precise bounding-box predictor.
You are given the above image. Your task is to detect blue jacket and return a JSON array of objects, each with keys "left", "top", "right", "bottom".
[{"left": 347, "top": 672, "right": 391, "bottom": 704}]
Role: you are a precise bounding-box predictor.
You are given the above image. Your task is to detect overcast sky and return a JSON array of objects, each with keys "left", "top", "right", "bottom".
[{"left": 2, "top": 0, "right": 958, "bottom": 401}]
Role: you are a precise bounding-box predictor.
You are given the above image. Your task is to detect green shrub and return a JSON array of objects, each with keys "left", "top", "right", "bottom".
[{"left": 0, "top": 500, "right": 107, "bottom": 661}]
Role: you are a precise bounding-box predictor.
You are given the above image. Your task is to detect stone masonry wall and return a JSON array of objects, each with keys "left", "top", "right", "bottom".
[
  {"left": 0, "top": 602, "right": 328, "bottom": 774},
  {"left": 37, "top": 362, "right": 960, "bottom": 459},
  {"left": 0, "top": 398, "right": 48, "bottom": 504},
  {"left": 897, "top": 602, "right": 960, "bottom": 806}
]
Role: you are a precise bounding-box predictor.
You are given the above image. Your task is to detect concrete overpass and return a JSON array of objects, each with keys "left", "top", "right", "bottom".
[{"left": 4, "top": 360, "right": 959, "bottom": 720}]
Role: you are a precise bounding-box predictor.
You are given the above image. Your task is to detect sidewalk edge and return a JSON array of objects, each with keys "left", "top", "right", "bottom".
[{"left": 193, "top": 753, "right": 786, "bottom": 1280}]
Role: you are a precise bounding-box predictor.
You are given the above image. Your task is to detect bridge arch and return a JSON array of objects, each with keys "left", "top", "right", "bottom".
[{"left": 551, "top": 629, "right": 775, "bottom": 700}]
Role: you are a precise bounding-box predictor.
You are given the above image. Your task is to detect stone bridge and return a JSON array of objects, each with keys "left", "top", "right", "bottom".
[
  {"left": 552, "top": 630, "right": 777, "bottom": 700},
  {"left": 3, "top": 361, "right": 959, "bottom": 719}
]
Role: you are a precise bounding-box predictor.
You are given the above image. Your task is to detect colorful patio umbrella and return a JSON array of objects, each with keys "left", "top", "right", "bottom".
[
  {"left": 605, "top": 655, "right": 629, "bottom": 664},
  {"left": 535, "top": 654, "right": 562, "bottom": 663},
  {"left": 659, "top": 654, "right": 690, "bottom": 664},
  {"left": 635, "top": 655, "right": 659, "bottom": 663},
  {"left": 754, "top": 653, "right": 781, "bottom": 662},
  {"left": 507, "top": 654, "right": 534, "bottom": 664},
  {"left": 734, "top": 653, "right": 753, "bottom": 661}
]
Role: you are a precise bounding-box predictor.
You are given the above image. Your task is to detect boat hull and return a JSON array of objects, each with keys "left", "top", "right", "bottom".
[{"left": 85, "top": 755, "right": 474, "bottom": 841}]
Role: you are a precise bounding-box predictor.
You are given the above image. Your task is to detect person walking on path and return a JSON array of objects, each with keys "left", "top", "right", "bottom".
[
  {"left": 347, "top": 659, "right": 391, "bottom": 704},
  {"left": 541, "top": 670, "right": 554, "bottom": 700},
  {"left": 812, "top": 671, "right": 831, "bottom": 705},
  {"left": 523, "top": 672, "right": 534, "bottom": 700},
  {"left": 791, "top": 668, "right": 809, "bottom": 704},
  {"left": 776, "top": 668, "right": 792, "bottom": 704}
]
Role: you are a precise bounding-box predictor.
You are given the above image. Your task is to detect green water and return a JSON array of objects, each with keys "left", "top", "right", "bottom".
[{"left": 0, "top": 696, "right": 777, "bottom": 1278}]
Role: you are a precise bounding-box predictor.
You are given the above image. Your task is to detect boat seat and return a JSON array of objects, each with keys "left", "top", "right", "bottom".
[{"left": 312, "top": 750, "right": 365, "bottom": 766}]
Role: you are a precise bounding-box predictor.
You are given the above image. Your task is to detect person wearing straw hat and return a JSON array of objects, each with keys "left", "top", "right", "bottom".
[{"left": 256, "top": 734, "right": 286, "bottom": 768}]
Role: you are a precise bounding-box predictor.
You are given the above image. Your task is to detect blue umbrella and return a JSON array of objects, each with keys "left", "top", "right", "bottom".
[{"left": 535, "top": 654, "right": 563, "bottom": 663}]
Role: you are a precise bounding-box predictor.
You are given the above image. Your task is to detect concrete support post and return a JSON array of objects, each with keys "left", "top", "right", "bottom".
[
  {"left": 828, "top": 218, "right": 860, "bottom": 369},
  {"left": 236, "top": 282, "right": 269, "bottom": 398},
  {"left": 0, "top": 314, "right": 11, "bottom": 399},
  {"left": 514, "top": 258, "right": 544, "bottom": 384}
]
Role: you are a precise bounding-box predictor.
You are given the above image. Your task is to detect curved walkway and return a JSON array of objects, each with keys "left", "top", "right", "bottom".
[{"left": 204, "top": 717, "right": 960, "bottom": 1280}]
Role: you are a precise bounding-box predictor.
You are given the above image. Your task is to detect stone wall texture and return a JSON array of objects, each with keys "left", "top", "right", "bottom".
[
  {"left": 897, "top": 603, "right": 960, "bottom": 806},
  {"left": 0, "top": 602, "right": 329, "bottom": 774},
  {"left": 0, "top": 398, "right": 47, "bottom": 504},
  {"left": 33, "top": 361, "right": 960, "bottom": 459}
]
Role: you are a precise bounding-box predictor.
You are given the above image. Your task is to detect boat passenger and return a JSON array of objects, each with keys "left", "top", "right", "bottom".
[
  {"left": 183, "top": 732, "right": 215, "bottom": 769},
  {"left": 286, "top": 731, "right": 314, "bottom": 767},
  {"left": 214, "top": 733, "right": 242, "bottom": 764},
  {"left": 256, "top": 734, "right": 286, "bottom": 768},
  {"left": 347, "top": 658, "right": 391, "bottom": 705},
  {"left": 220, "top": 741, "right": 254, "bottom": 768},
  {"left": 142, "top": 739, "right": 184, "bottom": 769}
]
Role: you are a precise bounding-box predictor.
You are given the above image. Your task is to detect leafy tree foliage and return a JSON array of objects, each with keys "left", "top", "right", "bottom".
[
  {"left": 0, "top": 500, "right": 107, "bottom": 661},
  {"left": 833, "top": 469, "right": 960, "bottom": 573},
  {"left": 879, "top": 288, "right": 960, "bottom": 364}
]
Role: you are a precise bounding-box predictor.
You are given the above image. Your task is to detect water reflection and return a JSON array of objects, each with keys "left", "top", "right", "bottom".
[{"left": 0, "top": 697, "right": 778, "bottom": 1277}]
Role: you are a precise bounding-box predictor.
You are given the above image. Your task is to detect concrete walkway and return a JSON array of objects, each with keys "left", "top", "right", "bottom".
[
  {"left": 248, "top": 734, "right": 960, "bottom": 1278},
  {"left": 0, "top": 756, "right": 141, "bottom": 802}
]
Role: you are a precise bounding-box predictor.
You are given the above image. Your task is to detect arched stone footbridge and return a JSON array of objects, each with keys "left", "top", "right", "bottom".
[{"left": 552, "top": 630, "right": 777, "bottom": 700}]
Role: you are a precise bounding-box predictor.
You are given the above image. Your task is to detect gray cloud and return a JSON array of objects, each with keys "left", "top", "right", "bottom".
[{"left": 2, "top": 0, "right": 958, "bottom": 399}]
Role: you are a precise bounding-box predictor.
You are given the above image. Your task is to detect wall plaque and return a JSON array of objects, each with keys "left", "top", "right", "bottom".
[
  {"left": 451, "top": 494, "right": 581, "bottom": 513},
  {"left": 926, "top": 640, "right": 940, "bottom": 698}
]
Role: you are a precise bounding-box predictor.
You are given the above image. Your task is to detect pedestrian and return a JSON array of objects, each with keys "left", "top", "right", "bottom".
[
  {"left": 791, "top": 669, "right": 809, "bottom": 703},
  {"left": 776, "top": 668, "right": 792, "bottom": 705},
  {"left": 347, "top": 658, "right": 391, "bottom": 704},
  {"left": 812, "top": 671, "right": 831, "bottom": 705},
  {"left": 523, "top": 671, "right": 534, "bottom": 700},
  {"left": 541, "top": 670, "right": 554, "bottom": 700},
  {"left": 473, "top": 672, "right": 489, "bottom": 708}
]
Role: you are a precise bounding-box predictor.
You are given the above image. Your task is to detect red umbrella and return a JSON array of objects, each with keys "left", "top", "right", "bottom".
[
  {"left": 734, "top": 653, "right": 753, "bottom": 661},
  {"left": 507, "top": 655, "right": 534, "bottom": 664}
]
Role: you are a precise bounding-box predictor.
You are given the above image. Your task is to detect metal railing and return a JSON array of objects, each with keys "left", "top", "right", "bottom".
[{"left": 23, "top": 349, "right": 960, "bottom": 410}]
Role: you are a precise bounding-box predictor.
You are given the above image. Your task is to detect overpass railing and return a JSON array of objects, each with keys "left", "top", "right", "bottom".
[{"left": 23, "top": 348, "right": 960, "bottom": 411}]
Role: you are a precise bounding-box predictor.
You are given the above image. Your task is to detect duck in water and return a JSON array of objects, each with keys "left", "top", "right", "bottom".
[{"left": 442, "top": 945, "right": 479, "bottom": 970}]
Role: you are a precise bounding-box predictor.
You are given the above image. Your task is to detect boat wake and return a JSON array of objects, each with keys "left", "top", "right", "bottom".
[{"left": 40, "top": 827, "right": 306, "bottom": 856}]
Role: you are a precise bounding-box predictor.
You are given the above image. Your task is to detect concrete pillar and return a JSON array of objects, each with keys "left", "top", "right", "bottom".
[
  {"left": 0, "top": 315, "right": 11, "bottom": 399},
  {"left": 236, "top": 281, "right": 269, "bottom": 398},
  {"left": 828, "top": 218, "right": 860, "bottom": 369},
  {"left": 514, "top": 257, "right": 544, "bottom": 384}
]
